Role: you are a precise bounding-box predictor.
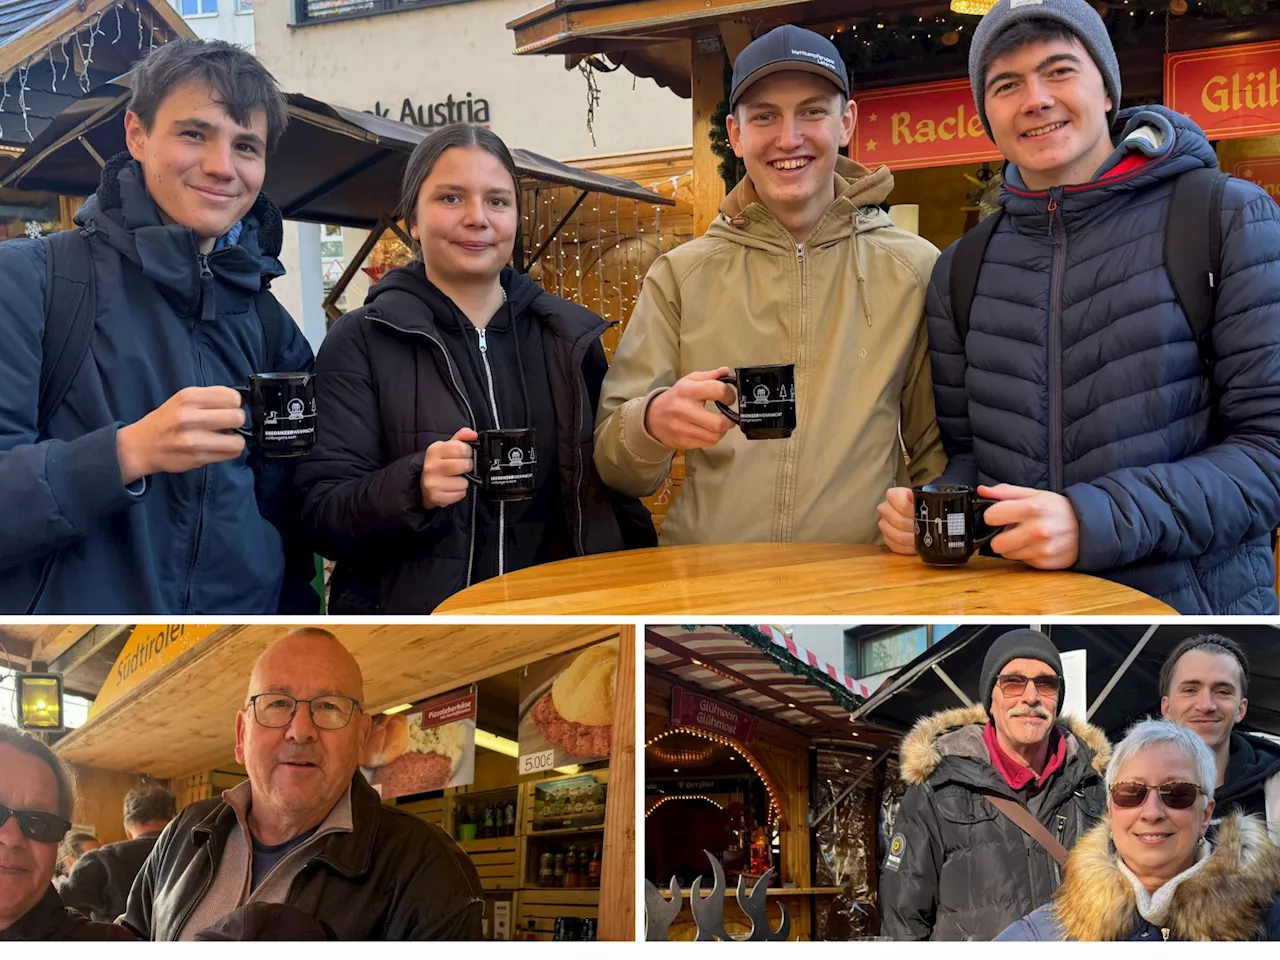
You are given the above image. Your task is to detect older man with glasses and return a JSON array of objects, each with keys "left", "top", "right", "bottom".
[
  {"left": 120, "top": 628, "right": 484, "bottom": 940},
  {"left": 880, "top": 629, "right": 1112, "bottom": 940}
]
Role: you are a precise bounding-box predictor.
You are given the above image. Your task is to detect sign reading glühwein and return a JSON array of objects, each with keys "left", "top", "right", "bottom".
[
  {"left": 1165, "top": 41, "right": 1280, "bottom": 141},
  {"left": 851, "top": 78, "right": 1001, "bottom": 172},
  {"left": 671, "top": 686, "right": 759, "bottom": 744}
]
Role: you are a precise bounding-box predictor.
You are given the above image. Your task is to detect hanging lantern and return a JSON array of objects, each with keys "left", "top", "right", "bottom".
[
  {"left": 17, "top": 674, "right": 64, "bottom": 731},
  {"left": 949, "top": 0, "right": 998, "bottom": 14},
  {"left": 1169, "top": 0, "right": 1187, "bottom": 12},
  {"left": 942, "top": 30, "right": 961, "bottom": 46}
]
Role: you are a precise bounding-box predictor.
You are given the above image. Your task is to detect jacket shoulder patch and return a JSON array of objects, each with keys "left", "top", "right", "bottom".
[{"left": 885, "top": 832, "right": 907, "bottom": 872}]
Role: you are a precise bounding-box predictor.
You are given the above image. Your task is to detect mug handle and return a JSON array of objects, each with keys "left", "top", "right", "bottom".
[
  {"left": 714, "top": 374, "right": 741, "bottom": 424},
  {"left": 233, "top": 386, "right": 254, "bottom": 438},
  {"left": 971, "top": 497, "right": 1006, "bottom": 549},
  {"left": 463, "top": 439, "right": 483, "bottom": 486}
]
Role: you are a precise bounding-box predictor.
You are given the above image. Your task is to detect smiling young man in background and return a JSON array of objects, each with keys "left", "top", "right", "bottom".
[
  {"left": 0, "top": 39, "right": 316, "bottom": 615},
  {"left": 877, "top": 0, "right": 1280, "bottom": 614},
  {"left": 595, "top": 24, "right": 945, "bottom": 546}
]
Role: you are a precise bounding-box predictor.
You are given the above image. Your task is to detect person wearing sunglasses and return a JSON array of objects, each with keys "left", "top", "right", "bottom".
[
  {"left": 0, "top": 726, "right": 135, "bottom": 941},
  {"left": 998, "top": 719, "right": 1280, "bottom": 940},
  {"left": 119, "top": 628, "right": 483, "bottom": 940},
  {"left": 881, "top": 629, "right": 1111, "bottom": 940}
]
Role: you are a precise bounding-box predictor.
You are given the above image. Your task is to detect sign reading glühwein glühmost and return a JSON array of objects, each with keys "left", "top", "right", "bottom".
[{"left": 1166, "top": 41, "right": 1280, "bottom": 140}]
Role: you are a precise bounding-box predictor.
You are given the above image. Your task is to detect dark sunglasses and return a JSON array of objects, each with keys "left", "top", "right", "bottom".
[
  {"left": 0, "top": 803, "right": 71, "bottom": 844},
  {"left": 1109, "top": 781, "right": 1204, "bottom": 810},
  {"left": 995, "top": 673, "right": 1062, "bottom": 697}
]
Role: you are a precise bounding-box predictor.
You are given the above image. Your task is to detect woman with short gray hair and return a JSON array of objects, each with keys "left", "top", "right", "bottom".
[{"left": 998, "top": 719, "right": 1280, "bottom": 940}]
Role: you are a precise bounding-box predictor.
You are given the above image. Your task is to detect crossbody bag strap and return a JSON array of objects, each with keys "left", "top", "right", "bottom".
[{"left": 978, "top": 790, "right": 1069, "bottom": 867}]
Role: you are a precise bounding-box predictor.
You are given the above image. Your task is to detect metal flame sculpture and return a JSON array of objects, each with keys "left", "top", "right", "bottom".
[{"left": 644, "top": 850, "right": 791, "bottom": 941}]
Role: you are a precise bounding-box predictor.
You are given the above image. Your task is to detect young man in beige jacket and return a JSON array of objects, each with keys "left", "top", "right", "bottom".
[{"left": 594, "top": 25, "right": 946, "bottom": 545}]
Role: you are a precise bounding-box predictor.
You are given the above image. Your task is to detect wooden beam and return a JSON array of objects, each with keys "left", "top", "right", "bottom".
[
  {"left": 691, "top": 38, "right": 727, "bottom": 237},
  {"left": 718, "top": 21, "right": 754, "bottom": 63},
  {"left": 598, "top": 625, "right": 636, "bottom": 941},
  {"left": 31, "top": 626, "right": 95, "bottom": 664}
]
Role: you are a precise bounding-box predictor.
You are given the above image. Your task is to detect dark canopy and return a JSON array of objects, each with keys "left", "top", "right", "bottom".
[{"left": 2, "top": 80, "right": 673, "bottom": 227}]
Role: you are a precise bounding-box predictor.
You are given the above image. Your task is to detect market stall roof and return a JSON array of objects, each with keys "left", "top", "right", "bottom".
[
  {"left": 1, "top": 80, "right": 673, "bottom": 227},
  {"left": 645, "top": 624, "right": 891, "bottom": 745},
  {"left": 0, "top": 0, "right": 192, "bottom": 152},
  {"left": 851, "top": 623, "right": 1280, "bottom": 740},
  {"left": 53, "top": 623, "right": 619, "bottom": 778}
]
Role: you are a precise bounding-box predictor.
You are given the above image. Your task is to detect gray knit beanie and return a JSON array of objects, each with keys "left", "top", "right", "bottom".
[
  {"left": 980, "top": 629, "right": 1064, "bottom": 716},
  {"left": 968, "top": 0, "right": 1121, "bottom": 140}
]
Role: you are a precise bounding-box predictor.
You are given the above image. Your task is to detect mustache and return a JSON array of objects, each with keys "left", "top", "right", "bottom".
[{"left": 1008, "top": 704, "right": 1052, "bottom": 720}]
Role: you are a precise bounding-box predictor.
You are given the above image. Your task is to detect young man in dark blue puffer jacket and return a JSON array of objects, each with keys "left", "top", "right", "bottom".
[
  {"left": 878, "top": 0, "right": 1280, "bottom": 614},
  {"left": 0, "top": 40, "right": 317, "bottom": 614}
]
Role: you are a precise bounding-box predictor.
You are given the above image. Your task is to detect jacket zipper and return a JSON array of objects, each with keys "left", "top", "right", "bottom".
[
  {"left": 370, "top": 316, "right": 480, "bottom": 588},
  {"left": 1046, "top": 190, "right": 1066, "bottom": 494},
  {"left": 172, "top": 837, "right": 216, "bottom": 939},
  {"left": 476, "top": 327, "right": 506, "bottom": 578},
  {"left": 183, "top": 253, "right": 215, "bottom": 612}
]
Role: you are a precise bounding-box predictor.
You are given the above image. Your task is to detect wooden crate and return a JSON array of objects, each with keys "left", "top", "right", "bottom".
[
  {"left": 459, "top": 836, "right": 521, "bottom": 891},
  {"left": 515, "top": 888, "right": 600, "bottom": 941},
  {"left": 396, "top": 796, "right": 447, "bottom": 829}
]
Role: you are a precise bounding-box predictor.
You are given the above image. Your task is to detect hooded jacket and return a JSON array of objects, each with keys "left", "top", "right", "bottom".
[
  {"left": 0, "top": 885, "right": 137, "bottom": 941},
  {"left": 120, "top": 773, "right": 483, "bottom": 941},
  {"left": 594, "top": 157, "right": 947, "bottom": 545},
  {"left": 59, "top": 832, "right": 162, "bottom": 923},
  {"left": 880, "top": 704, "right": 1111, "bottom": 941},
  {"left": 0, "top": 154, "right": 317, "bottom": 614},
  {"left": 1218, "top": 732, "right": 1280, "bottom": 840},
  {"left": 996, "top": 813, "right": 1280, "bottom": 940},
  {"left": 296, "top": 262, "right": 655, "bottom": 613},
  {"left": 928, "top": 106, "right": 1280, "bottom": 614}
]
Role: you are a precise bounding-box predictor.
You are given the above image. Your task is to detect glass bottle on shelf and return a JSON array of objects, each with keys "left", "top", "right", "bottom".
[
  {"left": 483, "top": 804, "right": 496, "bottom": 839},
  {"left": 538, "top": 852, "right": 553, "bottom": 888},
  {"left": 588, "top": 843, "right": 602, "bottom": 887},
  {"left": 552, "top": 851, "right": 566, "bottom": 887},
  {"left": 505, "top": 799, "right": 516, "bottom": 835},
  {"left": 564, "top": 847, "right": 578, "bottom": 888}
]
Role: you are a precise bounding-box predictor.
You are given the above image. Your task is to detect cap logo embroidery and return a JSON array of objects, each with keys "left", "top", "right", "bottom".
[{"left": 789, "top": 48, "right": 838, "bottom": 70}]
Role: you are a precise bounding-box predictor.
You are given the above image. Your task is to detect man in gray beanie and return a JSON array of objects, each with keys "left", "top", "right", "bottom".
[
  {"left": 880, "top": 629, "right": 1110, "bottom": 940},
  {"left": 876, "top": 0, "right": 1280, "bottom": 616}
]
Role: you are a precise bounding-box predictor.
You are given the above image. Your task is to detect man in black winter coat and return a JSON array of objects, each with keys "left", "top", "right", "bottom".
[
  {"left": 0, "top": 39, "right": 317, "bottom": 615},
  {"left": 1160, "top": 634, "right": 1280, "bottom": 839},
  {"left": 61, "top": 783, "right": 176, "bottom": 923},
  {"left": 879, "top": 630, "right": 1110, "bottom": 940}
]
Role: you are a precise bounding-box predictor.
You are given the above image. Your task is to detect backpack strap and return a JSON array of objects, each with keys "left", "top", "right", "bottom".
[
  {"left": 979, "top": 790, "right": 1069, "bottom": 868},
  {"left": 255, "top": 281, "right": 284, "bottom": 370},
  {"left": 1166, "top": 166, "right": 1229, "bottom": 395},
  {"left": 948, "top": 209, "right": 1004, "bottom": 348},
  {"left": 38, "top": 227, "right": 97, "bottom": 437}
]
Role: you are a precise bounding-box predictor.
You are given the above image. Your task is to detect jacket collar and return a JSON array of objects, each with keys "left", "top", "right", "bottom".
[
  {"left": 1052, "top": 813, "right": 1280, "bottom": 940},
  {"left": 192, "top": 774, "right": 373, "bottom": 881},
  {"left": 998, "top": 105, "right": 1220, "bottom": 235},
  {"left": 5, "top": 885, "right": 70, "bottom": 938},
  {"left": 73, "top": 153, "right": 284, "bottom": 314},
  {"left": 898, "top": 703, "right": 1112, "bottom": 787},
  {"left": 712, "top": 156, "right": 896, "bottom": 250}
]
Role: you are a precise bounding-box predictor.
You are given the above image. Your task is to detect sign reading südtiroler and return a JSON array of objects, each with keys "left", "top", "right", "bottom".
[
  {"left": 90, "top": 624, "right": 220, "bottom": 718},
  {"left": 1165, "top": 41, "right": 1280, "bottom": 141}
]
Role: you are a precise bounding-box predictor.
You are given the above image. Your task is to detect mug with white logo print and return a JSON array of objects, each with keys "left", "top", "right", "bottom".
[
  {"left": 715, "top": 363, "right": 797, "bottom": 440},
  {"left": 466, "top": 428, "right": 537, "bottom": 501}
]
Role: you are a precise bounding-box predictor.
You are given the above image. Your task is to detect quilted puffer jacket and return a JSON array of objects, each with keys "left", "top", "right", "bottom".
[{"left": 929, "top": 106, "right": 1280, "bottom": 614}]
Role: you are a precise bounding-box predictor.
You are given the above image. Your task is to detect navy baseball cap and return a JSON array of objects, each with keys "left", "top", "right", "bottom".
[{"left": 730, "top": 25, "right": 849, "bottom": 109}]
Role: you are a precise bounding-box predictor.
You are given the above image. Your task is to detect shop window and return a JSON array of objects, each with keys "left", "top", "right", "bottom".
[
  {"left": 236, "top": 0, "right": 254, "bottom": 12},
  {"left": 843, "top": 624, "right": 960, "bottom": 679},
  {"left": 295, "top": 0, "right": 468, "bottom": 26},
  {"left": 181, "top": 0, "right": 219, "bottom": 16}
]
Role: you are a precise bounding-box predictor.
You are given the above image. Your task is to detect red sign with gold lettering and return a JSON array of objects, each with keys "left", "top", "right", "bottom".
[
  {"left": 1165, "top": 42, "right": 1280, "bottom": 141},
  {"left": 851, "top": 78, "right": 1001, "bottom": 171},
  {"left": 1231, "top": 157, "right": 1280, "bottom": 203}
]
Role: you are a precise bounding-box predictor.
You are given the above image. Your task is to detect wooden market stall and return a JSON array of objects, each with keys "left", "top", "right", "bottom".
[
  {"left": 24, "top": 623, "right": 635, "bottom": 941},
  {"left": 643, "top": 624, "right": 902, "bottom": 941}
]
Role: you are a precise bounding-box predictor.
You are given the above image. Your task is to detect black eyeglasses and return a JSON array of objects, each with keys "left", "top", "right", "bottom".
[
  {"left": 247, "top": 694, "right": 361, "bottom": 730},
  {"left": 0, "top": 803, "right": 71, "bottom": 844},
  {"left": 1109, "top": 781, "right": 1204, "bottom": 810},
  {"left": 996, "top": 673, "right": 1062, "bottom": 698}
]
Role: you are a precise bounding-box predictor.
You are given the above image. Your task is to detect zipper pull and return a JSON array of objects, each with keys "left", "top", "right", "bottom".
[
  {"left": 197, "top": 254, "right": 213, "bottom": 279},
  {"left": 1161, "top": 928, "right": 1170, "bottom": 941},
  {"left": 797, "top": 242, "right": 805, "bottom": 264},
  {"left": 1046, "top": 198, "right": 1058, "bottom": 213},
  {"left": 477, "top": 328, "right": 488, "bottom": 352}
]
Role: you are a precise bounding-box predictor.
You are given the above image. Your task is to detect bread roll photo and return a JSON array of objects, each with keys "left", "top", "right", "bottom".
[{"left": 361, "top": 713, "right": 409, "bottom": 768}]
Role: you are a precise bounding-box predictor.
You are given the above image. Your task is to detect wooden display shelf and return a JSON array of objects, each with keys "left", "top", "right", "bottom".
[
  {"left": 516, "top": 887, "right": 600, "bottom": 941},
  {"left": 53, "top": 624, "right": 618, "bottom": 778},
  {"left": 526, "top": 825, "right": 605, "bottom": 838},
  {"left": 462, "top": 835, "right": 521, "bottom": 892},
  {"left": 519, "top": 888, "right": 600, "bottom": 905}
]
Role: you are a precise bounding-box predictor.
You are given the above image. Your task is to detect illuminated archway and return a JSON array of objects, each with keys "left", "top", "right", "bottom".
[{"left": 645, "top": 726, "right": 788, "bottom": 829}]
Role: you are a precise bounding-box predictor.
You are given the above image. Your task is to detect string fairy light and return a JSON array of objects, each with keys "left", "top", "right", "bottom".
[
  {"left": 645, "top": 795, "right": 725, "bottom": 818},
  {"left": 646, "top": 727, "right": 783, "bottom": 826}
]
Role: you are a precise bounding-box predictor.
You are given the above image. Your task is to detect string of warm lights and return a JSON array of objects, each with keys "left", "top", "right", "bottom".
[
  {"left": 645, "top": 794, "right": 726, "bottom": 818},
  {"left": 647, "top": 742, "right": 717, "bottom": 766},
  {"left": 646, "top": 727, "right": 782, "bottom": 827}
]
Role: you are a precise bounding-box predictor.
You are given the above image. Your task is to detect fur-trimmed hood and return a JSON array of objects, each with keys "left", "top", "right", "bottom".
[
  {"left": 899, "top": 703, "right": 1112, "bottom": 786},
  {"left": 1053, "top": 813, "right": 1280, "bottom": 940}
]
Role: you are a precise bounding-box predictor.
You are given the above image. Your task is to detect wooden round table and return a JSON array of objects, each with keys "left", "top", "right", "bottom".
[{"left": 433, "top": 543, "right": 1175, "bottom": 616}]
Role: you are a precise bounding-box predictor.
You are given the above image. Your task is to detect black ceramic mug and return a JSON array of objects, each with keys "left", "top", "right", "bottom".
[
  {"left": 236, "top": 373, "right": 317, "bottom": 458},
  {"left": 466, "top": 428, "right": 537, "bottom": 502},
  {"left": 911, "top": 483, "right": 1005, "bottom": 565},
  {"left": 715, "top": 363, "right": 796, "bottom": 440}
]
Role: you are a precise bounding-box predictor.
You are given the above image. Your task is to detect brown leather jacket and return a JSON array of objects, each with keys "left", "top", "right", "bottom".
[{"left": 120, "top": 774, "right": 483, "bottom": 940}]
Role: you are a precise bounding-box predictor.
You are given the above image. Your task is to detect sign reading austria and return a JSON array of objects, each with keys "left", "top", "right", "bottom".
[
  {"left": 851, "top": 78, "right": 1001, "bottom": 172},
  {"left": 1165, "top": 41, "right": 1280, "bottom": 141}
]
